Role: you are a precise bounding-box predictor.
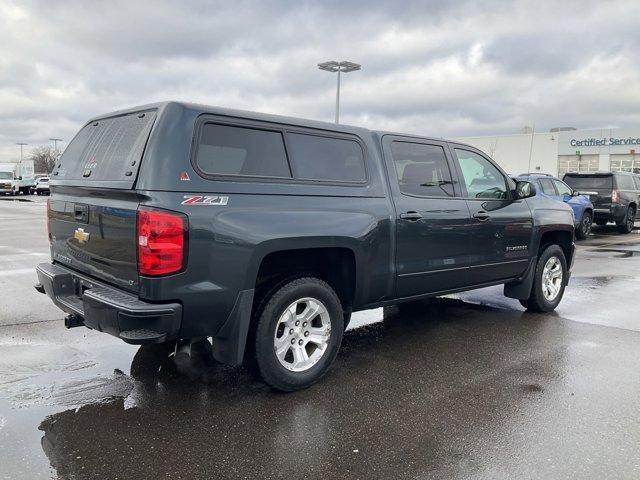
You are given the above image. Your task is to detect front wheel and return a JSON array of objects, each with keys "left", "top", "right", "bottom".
[
  {"left": 519, "top": 244, "right": 568, "bottom": 313},
  {"left": 253, "top": 277, "right": 344, "bottom": 391},
  {"left": 575, "top": 211, "right": 592, "bottom": 240}
]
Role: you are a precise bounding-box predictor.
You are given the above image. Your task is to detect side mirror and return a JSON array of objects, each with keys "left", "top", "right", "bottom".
[
  {"left": 571, "top": 190, "right": 579, "bottom": 197},
  {"left": 514, "top": 181, "right": 536, "bottom": 199},
  {"left": 18, "top": 176, "right": 22, "bottom": 181}
]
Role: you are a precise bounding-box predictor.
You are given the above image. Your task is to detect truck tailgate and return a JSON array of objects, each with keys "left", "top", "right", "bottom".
[{"left": 49, "top": 188, "right": 142, "bottom": 292}]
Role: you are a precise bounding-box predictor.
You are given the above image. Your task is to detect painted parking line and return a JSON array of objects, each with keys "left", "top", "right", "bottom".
[{"left": 0, "top": 268, "right": 38, "bottom": 276}]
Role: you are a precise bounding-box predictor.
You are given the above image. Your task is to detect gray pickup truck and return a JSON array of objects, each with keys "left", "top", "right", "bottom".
[{"left": 36, "top": 102, "right": 575, "bottom": 391}]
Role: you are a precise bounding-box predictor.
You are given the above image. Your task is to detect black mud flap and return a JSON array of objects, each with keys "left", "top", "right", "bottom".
[
  {"left": 212, "top": 289, "right": 255, "bottom": 366},
  {"left": 504, "top": 257, "right": 536, "bottom": 300}
]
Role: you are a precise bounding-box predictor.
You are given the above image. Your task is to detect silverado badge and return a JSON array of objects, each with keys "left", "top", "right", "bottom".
[{"left": 74, "top": 228, "right": 90, "bottom": 244}]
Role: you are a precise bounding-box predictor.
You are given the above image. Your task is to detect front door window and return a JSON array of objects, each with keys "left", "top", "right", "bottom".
[{"left": 454, "top": 149, "right": 508, "bottom": 199}]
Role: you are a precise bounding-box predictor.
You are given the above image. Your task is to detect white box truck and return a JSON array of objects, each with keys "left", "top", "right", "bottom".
[{"left": 0, "top": 160, "right": 36, "bottom": 195}]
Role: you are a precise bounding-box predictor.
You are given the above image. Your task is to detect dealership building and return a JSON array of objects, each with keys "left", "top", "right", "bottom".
[{"left": 453, "top": 127, "right": 640, "bottom": 177}]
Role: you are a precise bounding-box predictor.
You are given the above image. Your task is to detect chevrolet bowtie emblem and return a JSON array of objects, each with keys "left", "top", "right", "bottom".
[{"left": 74, "top": 228, "right": 90, "bottom": 244}]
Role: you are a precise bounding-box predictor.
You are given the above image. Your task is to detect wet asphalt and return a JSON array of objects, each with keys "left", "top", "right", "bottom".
[{"left": 1, "top": 196, "right": 640, "bottom": 479}]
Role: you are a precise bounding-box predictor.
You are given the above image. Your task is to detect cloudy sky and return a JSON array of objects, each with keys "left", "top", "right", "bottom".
[{"left": 1, "top": 0, "right": 640, "bottom": 161}]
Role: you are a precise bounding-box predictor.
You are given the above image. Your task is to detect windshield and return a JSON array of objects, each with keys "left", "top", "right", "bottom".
[
  {"left": 0, "top": 172, "right": 12, "bottom": 180},
  {"left": 563, "top": 175, "right": 613, "bottom": 190}
]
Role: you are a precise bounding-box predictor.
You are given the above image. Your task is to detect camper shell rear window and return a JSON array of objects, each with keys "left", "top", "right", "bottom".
[{"left": 52, "top": 110, "right": 157, "bottom": 188}]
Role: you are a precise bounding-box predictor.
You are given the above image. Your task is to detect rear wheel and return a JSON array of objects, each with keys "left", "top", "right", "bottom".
[
  {"left": 617, "top": 207, "right": 636, "bottom": 234},
  {"left": 519, "top": 244, "right": 567, "bottom": 313},
  {"left": 575, "top": 211, "right": 592, "bottom": 240},
  {"left": 253, "top": 277, "right": 343, "bottom": 391}
]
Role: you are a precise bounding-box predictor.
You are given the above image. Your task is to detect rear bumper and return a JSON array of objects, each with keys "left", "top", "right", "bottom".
[
  {"left": 594, "top": 205, "right": 626, "bottom": 223},
  {"left": 36, "top": 262, "right": 182, "bottom": 344}
]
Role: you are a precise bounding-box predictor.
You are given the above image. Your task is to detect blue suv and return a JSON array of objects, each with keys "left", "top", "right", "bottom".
[{"left": 516, "top": 173, "right": 594, "bottom": 239}]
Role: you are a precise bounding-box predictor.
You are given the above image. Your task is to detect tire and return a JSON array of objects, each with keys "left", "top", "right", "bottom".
[
  {"left": 575, "top": 211, "right": 592, "bottom": 240},
  {"left": 617, "top": 207, "right": 636, "bottom": 234},
  {"left": 253, "top": 277, "right": 344, "bottom": 391},
  {"left": 519, "top": 244, "right": 568, "bottom": 313}
]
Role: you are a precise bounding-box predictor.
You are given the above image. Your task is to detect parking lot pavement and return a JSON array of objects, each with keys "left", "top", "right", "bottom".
[
  {"left": 0, "top": 196, "right": 60, "bottom": 327},
  {"left": 1, "top": 200, "right": 640, "bottom": 479}
]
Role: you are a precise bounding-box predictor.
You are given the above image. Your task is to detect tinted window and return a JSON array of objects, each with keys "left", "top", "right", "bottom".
[
  {"left": 391, "top": 142, "right": 454, "bottom": 197},
  {"left": 563, "top": 175, "right": 613, "bottom": 190},
  {"left": 196, "top": 124, "right": 291, "bottom": 178},
  {"left": 616, "top": 174, "right": 635, "bottom": 190},
  {"left": 538, "top": 178, "right": 557, "bottom": 195},
  {"left": 454, "top": 149, "right": 507, "bottom": 199},
  {"left": 288, "top": 133, "right": 365, "bottom": 182},
  {"left": 553, "top": 179, "right": 572, "bottom": 196}
]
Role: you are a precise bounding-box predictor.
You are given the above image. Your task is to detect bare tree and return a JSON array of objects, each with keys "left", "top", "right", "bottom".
[{"left": 29, "top": 146, "right": 60, "bottom": 174}]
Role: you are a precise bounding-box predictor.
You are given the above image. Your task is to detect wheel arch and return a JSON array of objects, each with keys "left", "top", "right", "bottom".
[{"left": 247, "top": 240, "right": 361, "bottom": 313}]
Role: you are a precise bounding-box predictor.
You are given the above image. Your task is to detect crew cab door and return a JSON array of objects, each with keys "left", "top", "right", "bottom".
[
  {"left": 382, "top": 136, "right": 472, "bottom": 297},
  {"left": 449, "top": 146, "right": 533, "bottom": 285}
]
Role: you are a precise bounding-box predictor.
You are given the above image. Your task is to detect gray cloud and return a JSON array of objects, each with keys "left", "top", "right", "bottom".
[{"left": 1, "top": 0, "right": 639, "bottom": 160}]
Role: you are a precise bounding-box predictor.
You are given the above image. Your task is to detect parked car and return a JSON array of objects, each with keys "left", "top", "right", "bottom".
[
  {"left": 35, "top": 102, "right": 575, "bottom": 391},
  {"left": 562, "top": 172, "right": 640, "bottom": 234},
  {"left": 32, "top": 177, "right": 50, "bottom": 195},
  {"left": 516, "top": 173, "right": 594, "bottom": 239}
]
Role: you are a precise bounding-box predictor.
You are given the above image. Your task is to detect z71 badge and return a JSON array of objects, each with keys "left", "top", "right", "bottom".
[{"left": 181, "top": 195, "right": 229, "bottom": 206}]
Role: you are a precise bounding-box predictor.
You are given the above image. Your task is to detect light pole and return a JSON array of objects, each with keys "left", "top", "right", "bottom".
[
  {"left": 49, "top": 138, "right": 63, "bottom": 151},
  {"left": 318, "top": 60, "right": 361, "bottom": 123},
  {"left": 16, "top": 142, "right": 27, "bottom": 162}
]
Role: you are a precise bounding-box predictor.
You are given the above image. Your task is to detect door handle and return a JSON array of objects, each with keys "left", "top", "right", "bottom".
[
  {"left": 400, "top": 211, "right": 423, "bottom": 221},
  {"left": 473, "top": 211, "right": 490, "bottom": 221}
]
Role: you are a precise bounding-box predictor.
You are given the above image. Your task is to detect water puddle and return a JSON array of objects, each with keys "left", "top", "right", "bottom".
[{"left": 0, "top": 342, "right": 133, "bottom": 409}]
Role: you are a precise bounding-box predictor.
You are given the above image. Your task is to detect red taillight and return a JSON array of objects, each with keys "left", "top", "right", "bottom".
[
  {"left": 46, "top": 198, "right": 52, "bottom": 244},
  {"left": 137, "top": 207, "right": 187, "bottom": 276},
  {"left": 612, "top": 190, "right": 620, "bottom": 204}
]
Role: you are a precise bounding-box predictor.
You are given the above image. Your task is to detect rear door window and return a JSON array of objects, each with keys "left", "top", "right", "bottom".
[
  {"left": 634, "top": 176, "right": 640, "bottom": 190},
  {"left": 538, "top": 178, "right": 557, "bottom": 195},
  {"left": 390, "top": 142, "right": 454, "bottom": 197},
  {"left": 196, "top": 123, "right": 291, "bottom": 178},
  {"left": 287, "top": 133, "right": 365, "bottom": 182},
  {"left": 53, "top": 110, "right": 157, "bottom": 187}
]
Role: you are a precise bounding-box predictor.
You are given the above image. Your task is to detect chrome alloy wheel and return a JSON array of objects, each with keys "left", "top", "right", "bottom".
[
  {"left": 273, "top": 297, "right": 331, "bottom": 372},
  {"left": 542, "top": 256, "right": 563, "bottom": 301}
]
